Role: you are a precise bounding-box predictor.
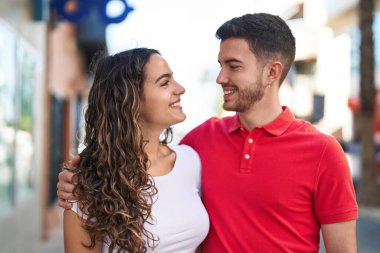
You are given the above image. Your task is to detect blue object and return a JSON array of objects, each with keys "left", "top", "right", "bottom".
[
  {"left": 99, "top": 0, "right": 134, "bottom": 24},
  {"left": 52, "top": 0, "right": 134, "bottom": 24},
  {"left": 53, "top": 0, "right": 89, "bottom": 22}
]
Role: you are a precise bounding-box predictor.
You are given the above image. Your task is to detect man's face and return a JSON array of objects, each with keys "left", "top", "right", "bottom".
[{"left": 216, "top": 38, "right": 265, "bottom": 112}]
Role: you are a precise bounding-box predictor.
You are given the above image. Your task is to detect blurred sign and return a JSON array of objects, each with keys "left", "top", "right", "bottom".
[{"left": 51, "top": 0, "right": 134, "bottom": 24}]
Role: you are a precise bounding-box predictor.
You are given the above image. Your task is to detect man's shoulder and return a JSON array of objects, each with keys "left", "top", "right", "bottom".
[{"left": 292, "top": 119, "right": 339, "bottom": 145}]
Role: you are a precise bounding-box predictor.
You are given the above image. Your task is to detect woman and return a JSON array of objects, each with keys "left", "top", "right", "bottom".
[{"left": 63, "top": 48, "right": 209, "bottom": 253}]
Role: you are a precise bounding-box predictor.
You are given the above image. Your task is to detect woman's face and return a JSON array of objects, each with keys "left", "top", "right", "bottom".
[{"left": 140, "top": 54, "right": 186, "bottom": 129}]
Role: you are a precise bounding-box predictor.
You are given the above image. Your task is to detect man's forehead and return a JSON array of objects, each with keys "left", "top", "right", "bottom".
[
  {"left": 218, "top": 40, "right": 254, "bottom": 61},
  {"left": 219, "top": 39, "right": 251, "bottom": 55}
]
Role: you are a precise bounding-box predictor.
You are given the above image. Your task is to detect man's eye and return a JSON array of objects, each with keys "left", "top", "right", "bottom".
[{"left": 161, "top": 81, "right": 169, "bottom": 87}]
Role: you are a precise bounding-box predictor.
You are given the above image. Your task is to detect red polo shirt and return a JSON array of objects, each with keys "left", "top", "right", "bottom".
[{"left": 180, "top": 107, "right": 358, "bottom": 253}]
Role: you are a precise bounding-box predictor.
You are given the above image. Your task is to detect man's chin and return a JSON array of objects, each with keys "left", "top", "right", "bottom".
[
  {"left": 223, "top": 103, "right": 250, "bottom": 113},
  {"left": 222, "top": 103, "right": 235, "bottom": 112}
]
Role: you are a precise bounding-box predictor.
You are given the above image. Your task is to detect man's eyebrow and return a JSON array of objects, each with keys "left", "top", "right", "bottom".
[
  {"left": 155, "top": 72, "right": 172, "bottom": 84},
  {"left": 218, "top": 58, "right": 243, "bottom": 65}
]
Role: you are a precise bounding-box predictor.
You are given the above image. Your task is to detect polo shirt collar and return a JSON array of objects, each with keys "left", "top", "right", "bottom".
[
  {"left": 227, "top": 114, "right": 242, "bottom": 133},
  {"left": 227, "top": 106, "right": 295, "bottom": 136},
  {"left": 262, "top": 106, "right": 294, "bottom": 136}
]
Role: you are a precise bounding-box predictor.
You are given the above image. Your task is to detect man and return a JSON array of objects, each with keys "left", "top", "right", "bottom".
[{"left": 58, "top": 13, "right": 358, "bottom": 252}]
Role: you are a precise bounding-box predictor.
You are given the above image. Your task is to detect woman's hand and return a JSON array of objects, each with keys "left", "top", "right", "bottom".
[{"left": 57, "top": 156, "right": 81, "bottom": 209}]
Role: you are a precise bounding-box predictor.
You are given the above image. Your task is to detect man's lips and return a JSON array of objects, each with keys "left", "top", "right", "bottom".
[{"left": 223, "top": 86, "right": 237, "bottom": 97}]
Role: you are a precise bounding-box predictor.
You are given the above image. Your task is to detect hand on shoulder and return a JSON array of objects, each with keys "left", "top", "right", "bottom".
[{"left": 57, "top": 155, "right": 81, "bottom": 209}]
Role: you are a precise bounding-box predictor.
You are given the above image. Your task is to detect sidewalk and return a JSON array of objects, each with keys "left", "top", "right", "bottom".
[
  {"left": 41, "top": 228, "right": 64, "bottom": 253},
  {"left": 357, "top": 207, "right": 380, "bottom": 253},
  {"left": 40, "top": 208, "right": 64, "bottom": 253}
]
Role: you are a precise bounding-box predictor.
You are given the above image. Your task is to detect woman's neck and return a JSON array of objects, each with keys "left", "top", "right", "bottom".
[{"left": 141, "top": 124, "right": 173, "bottom": 166}]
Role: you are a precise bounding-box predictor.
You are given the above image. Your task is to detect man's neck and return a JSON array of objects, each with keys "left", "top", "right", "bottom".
[{"left": 237, "top": 96, "right": 283, "bottom": 131}]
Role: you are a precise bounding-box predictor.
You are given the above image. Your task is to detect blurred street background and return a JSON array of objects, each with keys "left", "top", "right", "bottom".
[{"left": 1, "top": 0, "right": 380, "bottom": 252}]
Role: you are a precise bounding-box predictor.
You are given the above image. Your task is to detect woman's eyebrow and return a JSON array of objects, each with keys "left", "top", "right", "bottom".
[{"left": 155, "top": 72, "right": 173, "bottom": 84}]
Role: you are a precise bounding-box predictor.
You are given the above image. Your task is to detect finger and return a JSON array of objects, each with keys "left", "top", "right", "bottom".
[
  {"left": 58, "top": 198, "right": 73, "bottom": 209},
  {"left": 71, "top": 155, "right": 81, "bottom": 167},
  {"left": 57, "top": 188, "right": 75, "bottom": 200},
  {"left": 57, "top": 181, "right": 75, "bottom": 193},
  {"left": 58, "top": 169, "right": 75, "bottom": 182},
  {"left": 64, "top": 169, "right": 74, "bottom": 181},
  {"left": 63, "top": 162, "right": 76, "bottom": 173},
  {"left": 57, "top": 190, "right": 76, "bottom": 201},
  {"left": 64, "top": 168, "right": 78, "bottom": 184}
]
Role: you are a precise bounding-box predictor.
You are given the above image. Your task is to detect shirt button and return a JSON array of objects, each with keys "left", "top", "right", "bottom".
[
  {"left": 248, "top": 138, "right": 253, "bottom": 143},
  {"left": 240, "top": 127, "right": 244, "bottom": 131},
  {"left": 245, "top": 154, "right": 250, "bottom": 159}
]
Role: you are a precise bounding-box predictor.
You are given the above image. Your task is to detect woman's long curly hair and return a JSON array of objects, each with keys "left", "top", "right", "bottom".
[{"left": 73, "top": 48, "right": 172, "bottom": 253}]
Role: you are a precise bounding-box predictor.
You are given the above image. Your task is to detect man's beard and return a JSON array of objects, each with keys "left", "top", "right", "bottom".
[{"left": 223, "top": 80, "right": 265, "bottom": 112}]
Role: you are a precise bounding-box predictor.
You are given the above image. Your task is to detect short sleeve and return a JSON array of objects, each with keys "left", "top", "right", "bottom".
[
  {"left": 70, "top": 201, "right": 91, "bottom": 221},
  {"left": 70, "top": 201, "right": 81, "bottom": 215},
  {"left": 313, "top": 137, "right": 358, "bottom": 224}
]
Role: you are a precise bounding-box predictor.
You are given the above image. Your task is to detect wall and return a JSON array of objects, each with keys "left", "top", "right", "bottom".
[{"left": 0, "top": 0, "right": 48, "bottom": 251}]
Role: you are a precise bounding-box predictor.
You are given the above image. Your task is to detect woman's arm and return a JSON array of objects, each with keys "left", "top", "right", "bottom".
[{"left": 63, "top": 209, "right": 102, "bottom": 253}]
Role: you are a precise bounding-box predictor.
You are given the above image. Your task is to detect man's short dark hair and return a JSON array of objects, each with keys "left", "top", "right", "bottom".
[{"left": 216, "top": 13, "right": 296, "bottom": 84}]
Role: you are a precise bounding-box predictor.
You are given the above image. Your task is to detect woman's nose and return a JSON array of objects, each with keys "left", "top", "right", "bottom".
[{"left": 175, "top": 81, "right": 185, "bottom": 95}]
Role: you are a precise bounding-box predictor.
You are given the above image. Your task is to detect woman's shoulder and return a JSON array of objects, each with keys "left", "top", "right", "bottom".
[
  {"left": 169, "top": 144, "right": 201, "bottom": 171},
  {"left": 169, "top": 144, "right": 199, "bottom": 158},
  {"left": 168, "top": 144, "right": 202, "bottom": 185}
]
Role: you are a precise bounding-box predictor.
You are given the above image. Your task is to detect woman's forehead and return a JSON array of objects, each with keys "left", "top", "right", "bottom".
[{"left": 145, "top": 54, "right": 171, "bottom": 80}]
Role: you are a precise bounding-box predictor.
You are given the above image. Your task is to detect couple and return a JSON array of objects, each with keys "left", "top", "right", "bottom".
[{"left": 58, "top": 13, "right": 358, "bottom": 253}]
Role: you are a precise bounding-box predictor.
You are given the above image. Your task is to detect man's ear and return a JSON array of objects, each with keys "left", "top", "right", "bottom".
[{"left": 265, "top": 61, "right": 283, "bottom": 85}]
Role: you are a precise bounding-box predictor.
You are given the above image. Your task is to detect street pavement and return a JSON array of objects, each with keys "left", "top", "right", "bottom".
[{"left": 356, "top": 216, "right": 380, "bottom": 252}]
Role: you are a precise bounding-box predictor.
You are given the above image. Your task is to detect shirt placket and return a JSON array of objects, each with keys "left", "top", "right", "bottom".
[{"left": 240, "top": 130, "right": 261, "bottom": 173}]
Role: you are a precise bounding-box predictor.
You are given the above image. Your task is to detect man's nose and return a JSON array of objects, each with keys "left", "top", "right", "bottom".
[{"left": 216, "top": 68, "right": 227, "bottom": 85}]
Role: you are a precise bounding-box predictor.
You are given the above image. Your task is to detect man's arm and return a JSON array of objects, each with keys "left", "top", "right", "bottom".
[
  {"left": 64, "top": 209, "right": 102, "bottom": 253},
  {"left": 321, "top": 220, "right": 357, "bottom": 253},
  {"left": 195, "top": 243, "right": 203, "bottom": 253},
  {"left": 57, "top": 156, "right": 81, "bottom": 209}
]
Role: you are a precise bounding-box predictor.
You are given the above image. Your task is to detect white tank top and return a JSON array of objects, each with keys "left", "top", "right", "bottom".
[{"left": 72, "top": 144, "right": 209, "bottom": 253}]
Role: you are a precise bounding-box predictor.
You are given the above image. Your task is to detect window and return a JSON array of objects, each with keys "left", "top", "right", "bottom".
[{"left": 0, "top": 20, "right": 36, "bottom": 214}]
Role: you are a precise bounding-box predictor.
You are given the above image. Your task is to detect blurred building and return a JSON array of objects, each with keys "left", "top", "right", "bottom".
[
  {"left": 283, "top": 0, "right": 380, "bottom": 143},
  {"left": 278, "top": 0, "right": 380, "bottom": 180},
  {"left": 0, "top": 0, "right": 49, "bottom": 252},
  {"left": 0, "top": 0, "right": 133, "bottom": 251},
  {"left": 0, "top": 0, "right": 379, "bottom": 252}
]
